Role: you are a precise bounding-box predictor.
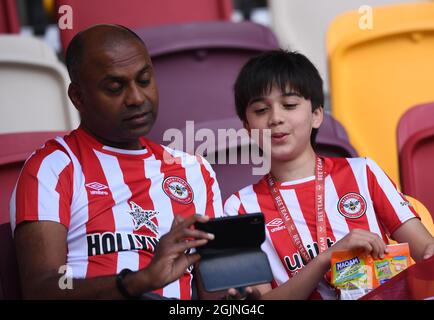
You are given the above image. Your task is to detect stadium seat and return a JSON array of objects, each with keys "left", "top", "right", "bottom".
[
  {"left": 267, "top": 0, "right": 428, "bottom": 93},
  {"left": 0, "top": 131, "right": 68, "bottom": 225},
  {"left": 0, "top": 222, "right": 20, "bottom": 300},
  {"left": 132, "top": 21, "right": 279, "bottom": 200},
  {"left": 0, "top": 0, "right": 20, "bottom": 33},
  {"left": 135, "top": 21, "right": 280, "bottom": 146},
  {"left": 327, "top": 2, "right": 434, "bottom": 185},
  {"left": 315, "top": 112, "right": 358, "bottom": 158},
  {"left": 0, "top": 35, "right": 79, "bottom": 134},
  {"left": 397, "top": 102, "right": 434, "bottom": 219},
  {"left": 56, "top": 0, "right": 233, "bottom": 51}
]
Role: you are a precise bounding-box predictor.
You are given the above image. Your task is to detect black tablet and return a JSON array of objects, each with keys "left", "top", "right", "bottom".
[{"left": 195, "top": 213, "right": 273, "bottom": 292}]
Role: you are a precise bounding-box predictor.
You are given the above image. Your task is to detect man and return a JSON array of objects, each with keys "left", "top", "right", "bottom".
[{"left": 10, "top": 24, "right": 223, "bottom": 299}]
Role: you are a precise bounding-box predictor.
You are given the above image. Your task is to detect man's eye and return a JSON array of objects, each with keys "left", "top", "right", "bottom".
[
  {"left": 107, "top": 84, "right": 123, "bottom": 93},
  {"left": 138, "top": 79, "right": 150, "bottom": 86},
  {"left": 284, "top": 104, "right": 297, "bottom": 109}
]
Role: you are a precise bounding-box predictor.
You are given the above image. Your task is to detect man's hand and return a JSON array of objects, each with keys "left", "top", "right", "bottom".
[
  {"left": 14, "top": 216, "right": 214, "bottom": 299},
  {"left": 142, "top": 214, "right": 214, "bottom": 291}
]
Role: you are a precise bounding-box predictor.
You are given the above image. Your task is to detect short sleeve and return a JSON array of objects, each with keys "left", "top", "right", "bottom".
[
  {"left": 366, "top": 157, "right": 419, "bottom": 236},
  {"left": 10, "top": 147, "right": 73, "bottom": 233}
]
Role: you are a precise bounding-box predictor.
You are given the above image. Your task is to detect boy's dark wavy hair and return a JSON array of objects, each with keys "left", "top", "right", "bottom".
[{"left": 234, "top": 50, "right": 324, "bottom": 146}]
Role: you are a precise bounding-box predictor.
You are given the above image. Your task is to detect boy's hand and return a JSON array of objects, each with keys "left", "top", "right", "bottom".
[
  {"left": 223, "top": 287, "right": 262, "bottom": 300},
  {"left": 328, "top": 229, "right": 388, "bottom": 260},
  {"left": 423, "top": 243, "right": 434, "bottom": 260}
]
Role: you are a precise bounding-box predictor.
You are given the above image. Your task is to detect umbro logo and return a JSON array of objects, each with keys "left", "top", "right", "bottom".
[
  {"left": 267, "top": 218, "right": 284, "bottom": 227},
  {"left": 86, "top": 182, "right": 109, "bottom": 195},
  {"left": 266, "top": 218, "right": 286, "bottom": 233}
]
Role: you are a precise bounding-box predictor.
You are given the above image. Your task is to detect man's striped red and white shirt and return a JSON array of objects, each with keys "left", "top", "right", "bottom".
[
  {"left": 10, "top": 128, "right": 223, "bottom": 299},
  {"left": 224, "top": 156, "right": 418, "bottom": 299}
]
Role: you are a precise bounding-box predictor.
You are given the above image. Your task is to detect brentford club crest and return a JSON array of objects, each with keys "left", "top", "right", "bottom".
[
  {"left": 162, "top": 176, "right": 194, "bottom": 205},
  {"left": 337, "top": 192, "right": 367, "bottom": 219},
  {"left": 127, "top": 201, "right": 159, "bottom": 236}
]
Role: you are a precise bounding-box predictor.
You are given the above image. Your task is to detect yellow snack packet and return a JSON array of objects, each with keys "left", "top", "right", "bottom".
[{"left": 331, "top": 243, "right": 412, "bottom": 299}]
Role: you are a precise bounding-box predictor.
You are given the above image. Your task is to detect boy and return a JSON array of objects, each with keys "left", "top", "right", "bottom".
[{"left": 224, "top": 50, "right": 434, "bottom": 299}]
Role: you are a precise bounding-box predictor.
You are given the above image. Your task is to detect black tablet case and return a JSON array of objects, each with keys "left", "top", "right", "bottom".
[{"left": 196, "top": 213, "right": 273, "bottom": 292}]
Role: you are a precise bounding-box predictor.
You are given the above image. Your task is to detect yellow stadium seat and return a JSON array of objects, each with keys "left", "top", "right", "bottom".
[{"left": 327, "top": 2, "right": 434, "bottom": 185}]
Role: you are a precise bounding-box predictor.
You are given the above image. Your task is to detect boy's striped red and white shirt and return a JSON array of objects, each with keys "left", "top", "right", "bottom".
[
  {"left": 10, "top": 128, "right": 223, "bottom": 299},
  {"left": 224, "top": 156, "right": 418, "bottom": 300}
]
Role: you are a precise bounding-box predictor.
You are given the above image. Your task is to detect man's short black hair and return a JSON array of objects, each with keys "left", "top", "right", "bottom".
[
  {"left": 65, "top": 24, "right": 145, "bottom": 83},
  {"left": 234, "top": 50, "right": 324, "bottom": 145}
]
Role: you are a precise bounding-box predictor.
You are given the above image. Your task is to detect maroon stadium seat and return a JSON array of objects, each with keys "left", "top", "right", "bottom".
[
  {"left": 133, "top": 21, "right": 280, "bottom": 200},
  {"left": 397, "top": 102, "right": 434, "bottom": 220},
  {"left": 315, "top": 112, "right": 358, "bottom": 158},
  {"left": 135, "top": 21, "right": 280, "bottom": 146},
  {"left": 0, "top": 223, "right": 20, "bottom": 299},
  {"left": 56, "top": 0, "right": 232, "bottom": 51},
  {"left": 0, "top": 131, "right": 68, "bottom": 225},
  {"left": 0, "top": 0, "right": 20, "bottom": 34}
]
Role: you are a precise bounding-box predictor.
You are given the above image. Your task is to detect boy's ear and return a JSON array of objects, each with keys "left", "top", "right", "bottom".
[
  {"left": 312, "top": 106, "right": 324, "bottom": 129},
  {"left": 243, "top": 120, "right": 250, "bottom": 132}
]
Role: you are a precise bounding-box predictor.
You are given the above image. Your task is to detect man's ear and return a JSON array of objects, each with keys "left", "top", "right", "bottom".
[
  {"left": 68, "top": 83, "right": 84, "bottom": 113},
  {"left": 312, "top": 106, "right": 324, "bottom": 129}
]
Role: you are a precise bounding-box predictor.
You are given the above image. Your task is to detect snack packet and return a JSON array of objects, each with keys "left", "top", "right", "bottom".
[{"left": 331, "top": 243, "right": 412, "bottom": 300}]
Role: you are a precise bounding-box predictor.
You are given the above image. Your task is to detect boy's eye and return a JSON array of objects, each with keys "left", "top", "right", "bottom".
[
  {"left": 283, "top": 104, "right": 297, "bottom": 109},
  {"left": 254, "top": 107, "right": 267, "bottom": 114}
]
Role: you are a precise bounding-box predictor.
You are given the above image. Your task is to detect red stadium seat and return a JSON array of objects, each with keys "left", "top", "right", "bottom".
[
  {"left": 0, "top": 0, "right": 20, "bottom": 33},
  {"left": 397, "top": 102, "right": 434, "bottom": 220},
  {"left": 361, "top": 255, "right": 434, "bottom": 300},
  {"left": 56, "top": 0, "right": 233, "bottom": 51},
  {"left": 0, "top": 131, "right": 69, "bottom": 225},
  {"left": 0, "top": 222, "right": 20, "bottom": 299}
]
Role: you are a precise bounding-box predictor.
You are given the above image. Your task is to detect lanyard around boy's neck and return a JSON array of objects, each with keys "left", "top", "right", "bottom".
[{"left": 266, "top": 156, "right": 327, "bottom": 265}]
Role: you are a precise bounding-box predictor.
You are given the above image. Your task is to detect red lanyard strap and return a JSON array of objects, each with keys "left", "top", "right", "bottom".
[
  {"left": 267, "top": 156, "right": 327, "bottom": 265},
  {"left": 315, "top": 157, "right": 327, "bottom": 254}
]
